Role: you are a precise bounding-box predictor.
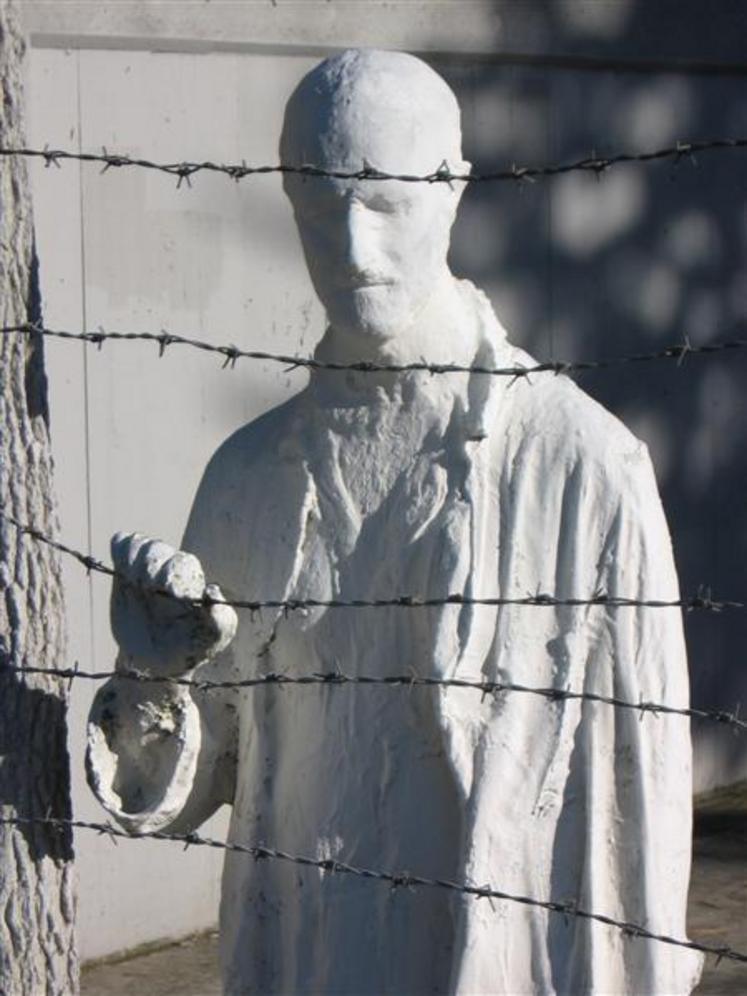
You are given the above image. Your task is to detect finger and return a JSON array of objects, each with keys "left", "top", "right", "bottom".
[
  {"left": 111, "top": 532, "right": 149, "bottom": 575},
  {"left": 204, "top": 583, "right": 238, "bottom": 654},
  {"left": 131, "top": 539, "right": 178, "bottom": 586},
  {"left": 153, "top": 551, "right": 206, "bottom": 600}
]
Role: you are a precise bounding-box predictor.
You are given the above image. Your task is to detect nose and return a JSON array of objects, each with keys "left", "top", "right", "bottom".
[{"left": 340, "top": 200, "right": 380, "bottom": 279}]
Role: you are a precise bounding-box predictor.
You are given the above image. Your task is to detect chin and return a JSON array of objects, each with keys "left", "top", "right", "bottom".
[{"left": 326, "top": 287, "right": 423, "bottom": 340}]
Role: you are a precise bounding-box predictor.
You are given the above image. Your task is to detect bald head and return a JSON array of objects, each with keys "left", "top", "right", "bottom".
[{"left": 280, "top": 49, "right": 465, "bottom": 174}]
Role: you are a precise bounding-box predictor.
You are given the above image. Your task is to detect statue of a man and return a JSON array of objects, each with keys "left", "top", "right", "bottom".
[{"left": 87, "top": 50, "right": 702, "bottom": 994}]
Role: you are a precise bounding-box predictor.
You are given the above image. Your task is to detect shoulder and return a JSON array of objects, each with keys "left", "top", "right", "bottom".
[
  {"left": 467, "top": 286, "right": 655, "bottom": 498},
  {"left": 198, "top": 389, "right": 309, "bottom": 492},
  {"left": 183, "top": 389, "right": 310, "bottom": 553},
  {"left": 498, "top": 345, "right": 657, "bottom": 499}
]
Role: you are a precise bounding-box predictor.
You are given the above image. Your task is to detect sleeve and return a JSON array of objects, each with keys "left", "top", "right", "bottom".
[{"left": 86, "top": 648, "right": 237, "bottom": 836}]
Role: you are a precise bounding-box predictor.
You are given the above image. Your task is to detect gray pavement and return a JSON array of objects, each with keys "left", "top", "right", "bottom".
[
  {"left": 81, "top": 932, "right": 221, "bottom": 996},
  {"left": 688, "top": 784, "right": 747, "bottom": 995}
]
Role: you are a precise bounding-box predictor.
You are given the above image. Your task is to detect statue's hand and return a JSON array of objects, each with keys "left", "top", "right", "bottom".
[{"left": 110, "top": 533, "right": 238, "bottom": 677}]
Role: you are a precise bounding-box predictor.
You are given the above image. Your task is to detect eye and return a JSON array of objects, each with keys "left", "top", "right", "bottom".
[
  {"left": 295, "top": 193, "right": 344, "bottom": 223},
  {"left": 291, "top": 178, "right": 351, "bottom": 222}
]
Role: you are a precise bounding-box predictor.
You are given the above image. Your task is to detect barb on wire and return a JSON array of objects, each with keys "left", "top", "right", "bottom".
[
  {"left": 5, "top": 662, "right": 747, "bottom": 734},
  {"left": 1, "top": 815, "right": 744, "bottom": 965},
  {"left": 1, "top": 137, "right": 746, "bottom": 185},
  {"left": 3, "top": 512, "right": 743, "bottom": 614},
  {"left": 3, "top": 323, "right": 747, "bottom": 379}
]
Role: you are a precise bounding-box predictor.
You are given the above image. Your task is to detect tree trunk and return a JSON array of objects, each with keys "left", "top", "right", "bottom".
[{"left": 0, "top": 1, "right": 79, "bottom": 991}]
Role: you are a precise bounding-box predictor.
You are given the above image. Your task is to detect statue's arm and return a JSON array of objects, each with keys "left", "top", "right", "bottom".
[
  {"left": 586, "top": 441, "right": 701, "bottom": 988},
  {"left": 85, "top": 407, "right": 302, "bottom": 834},
  {"left": 599, "top": 441, "right": 690, "bottom": 718}
]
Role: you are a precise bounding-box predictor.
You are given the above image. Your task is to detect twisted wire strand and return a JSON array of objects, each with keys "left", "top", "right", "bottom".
[
  {"left": 4, "top": 322, "right": 747, "bottom": 378},
  {"left": 3, "top": 512, "right": 742, "bottom": 614},
  {"left": 1, "top": 815, "right": 744, "bottom": 965},
  {"left": 1, "top": 137, "right": 746, "bottom": 186},
  {"left": 5, "top": 663, "right": 746, "bottom": 733}
]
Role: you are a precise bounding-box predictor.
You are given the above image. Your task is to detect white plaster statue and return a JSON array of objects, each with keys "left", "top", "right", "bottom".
[{"left": 87, "top": 50, "right": 703, "bottom": 994}]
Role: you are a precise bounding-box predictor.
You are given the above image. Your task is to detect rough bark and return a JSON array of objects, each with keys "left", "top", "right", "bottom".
[{"left": 0, "top": 1, "right": 79, "bottom": 992}]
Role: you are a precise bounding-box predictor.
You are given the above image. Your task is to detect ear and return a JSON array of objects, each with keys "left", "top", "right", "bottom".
[
  {"left": 455, "top": 158, "right": 472, "bottom": 179},
  {"left": 448, "top": 159, "right": 471, "bottom": 213}
]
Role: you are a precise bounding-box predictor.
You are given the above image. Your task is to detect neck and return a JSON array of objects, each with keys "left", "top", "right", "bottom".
[{"left": 319, "top": 276, "right": 479, "bottom": 370}]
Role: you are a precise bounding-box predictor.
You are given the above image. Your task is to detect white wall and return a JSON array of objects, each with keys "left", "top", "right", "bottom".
[{"left": 23, "top": 0, "right": 747, "bottom": 960}]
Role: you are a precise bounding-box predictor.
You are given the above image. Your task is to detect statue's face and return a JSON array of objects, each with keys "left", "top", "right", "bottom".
[
  {"left": 286, "top": 169, "right": 461, "bottom": 341},
  {"left": 281, "top": 52, "right": 467, "bottom": 341}
]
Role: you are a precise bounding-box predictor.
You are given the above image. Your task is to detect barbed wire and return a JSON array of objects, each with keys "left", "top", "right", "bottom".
[
  {"left": 3, "top": 92, "right": 744, "bottom": 985},
  {"left": 1, "top": 137, "right": 746, "bottom": 187},
  {"left": 4, "top": 322, "right": 747, "bottom": 379},
  {"left": 6, "top": 662, "right": 746, "bottom": 733},
  {"left": 1, "top": 815, "right": 743, "bottom": 965},
  {"left": 3, "top": 513, "right": 743, "bottom": 614}
]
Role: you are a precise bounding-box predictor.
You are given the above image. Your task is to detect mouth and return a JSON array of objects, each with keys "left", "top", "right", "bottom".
[{"left": 340, "top": 274, "right": 395, "bottom": 290}]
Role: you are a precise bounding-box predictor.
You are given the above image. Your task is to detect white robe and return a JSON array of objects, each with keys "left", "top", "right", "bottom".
[{"left": 88, "top": 282, "right": 703, "bottom": 994}]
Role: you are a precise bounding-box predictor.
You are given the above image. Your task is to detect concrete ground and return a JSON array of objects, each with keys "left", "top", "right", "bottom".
[
  {"left": 81, "top": 786, "right": 747, "bottom": 996},
  {"left": 82, "top": 931, "right": 221, "bottom": 996},
  {"left": 688, "top": 783, "right": 747, "bottom": 995}
]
